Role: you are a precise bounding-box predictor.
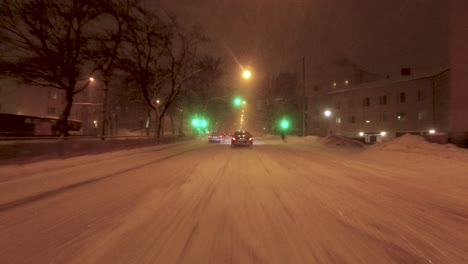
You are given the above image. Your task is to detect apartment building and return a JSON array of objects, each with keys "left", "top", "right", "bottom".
[
  {"left": 310, "top": 69, "right": 449, "bottom": 143},
  {"left": 0, "top": 76, "right": 63, "bottom": 118}
]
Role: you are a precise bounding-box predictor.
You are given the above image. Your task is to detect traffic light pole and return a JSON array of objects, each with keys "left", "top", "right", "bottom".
[{"left": 302, "top": 57, "right": 307, "bottom": 137}]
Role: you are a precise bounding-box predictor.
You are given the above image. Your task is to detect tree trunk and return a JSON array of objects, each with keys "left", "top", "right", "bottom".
[
  {"left": 169, "top": 113, "right": 175, "bottom": 136},
  {"left": 178, "top": 110, "right": 184, "bottom": 136},
  {"left": 157, "top": 113, "right": 164, "bottom": 138},
  {"left": 101, "top": 80, "right": 110, "bottom": 140},
  {"left": 60, "top": 90, "right": 74, "bottom": 137},
  {"left": 154, "top": 109, "right": 159, "bottom": 138}
]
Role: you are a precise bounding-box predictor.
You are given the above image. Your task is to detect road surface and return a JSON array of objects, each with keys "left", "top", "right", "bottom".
[{"left": 1, "top": 136, "right": 467, "bottom": 263}]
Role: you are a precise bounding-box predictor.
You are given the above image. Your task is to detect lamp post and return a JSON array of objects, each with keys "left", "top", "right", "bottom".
[{"left": 302, "top": 57, "right": 307, "bottom": 137}]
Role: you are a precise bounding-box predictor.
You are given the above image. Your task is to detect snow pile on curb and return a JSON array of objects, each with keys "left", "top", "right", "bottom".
[
  {"left": 321, "top": 135, "right": 365, "bottom": 148},
  {"left": 303, "top": 136, "right": 320, "bottom": 142},
  {"left": 371, "top": 134, "right": 468, "bottom": 158}
]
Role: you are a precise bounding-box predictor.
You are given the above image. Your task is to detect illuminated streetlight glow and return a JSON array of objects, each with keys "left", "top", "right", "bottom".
[
  {"left": 429, "top": 129, "right": 436, "bottom": 134},
  {"left": 242, "top": 70, "right": 252, "bottom": 79},
  {"left": 89, "top": 77, "right": 95, "bottom": 81},
  {"left": 359, "top": 132, "right": 364, "bottom": 137},
  {"left": 324, "top": 110, "right": 332, "bottom": 117},
  {"left": 380, "top": 131, "right": 387, "bottom": 136}
]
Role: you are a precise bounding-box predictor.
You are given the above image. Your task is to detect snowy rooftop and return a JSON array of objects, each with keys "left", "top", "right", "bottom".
[{"left": 328, "top": 68, "right": 449, "bottom": 94}]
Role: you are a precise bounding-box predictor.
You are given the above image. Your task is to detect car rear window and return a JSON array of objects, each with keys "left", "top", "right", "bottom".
[{"left": 234, "top": 131, "right": 250, "bottom": 136}]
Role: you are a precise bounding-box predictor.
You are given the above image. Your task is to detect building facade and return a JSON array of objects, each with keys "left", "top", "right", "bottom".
[
  {"left": 308, "top": 69, "right": 449, "bottom": 143},
  {"left": 0, "top": 76, "right": 63, "bottom": 118}
]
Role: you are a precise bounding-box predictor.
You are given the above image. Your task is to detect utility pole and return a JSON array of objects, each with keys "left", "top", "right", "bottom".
[{"left": 302, "top": 56, "right": 307, "bottom": 137}]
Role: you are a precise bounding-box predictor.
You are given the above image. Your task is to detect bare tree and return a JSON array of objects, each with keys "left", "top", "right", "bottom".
[
  {"left": 89, "top": 0, "right": 139, "bottom": 139},
  {"left": 155, "top": 17, "right": 206, "bottom": 138},
  {"left": 116, "top": 6, "right": 167, "bottom": 136},
  {"left": 0, "top": 0, "right": 105, "bottom": 136},
  {"left": 188, "top": 55, "right": 225, "bottom": 113}
]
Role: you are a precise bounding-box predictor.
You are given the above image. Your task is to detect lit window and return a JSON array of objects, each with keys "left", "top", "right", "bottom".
[
  {"left": 418, "top": 110, "right": 427, "bottom": 121},
  {"left": 335, "top": 117, "right": 341, "bottom": 124},
  {"left": 397, "top": 112, "right": 406, "bottom": 121}
]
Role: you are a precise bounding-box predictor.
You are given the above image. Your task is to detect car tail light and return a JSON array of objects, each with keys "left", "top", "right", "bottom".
[
  {"left": 232, "top": 137, "right": 236, "bottom": 140},
  {"left": 248, "top": 137, "right": 253, "bottom": 140}
]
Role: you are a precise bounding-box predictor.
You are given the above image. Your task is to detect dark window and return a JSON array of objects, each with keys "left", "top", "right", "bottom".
[
  {"left": 350, "top": 116, "right": 356, "bottom": 123},
  {"left": 397, "top": 112, "right": 406, "bottom": 121},
  {"left": 363, "top": 97, "right": 370, "bottom": 107},
  {"left": 48, "top": 107, "right": 56, "bottom": 115},
  {"left": 380, "top": 113, "right": 387, "bottom": 122},
  {"left": 400, "top": 92, "right": 406, "bottom": 103},
  {"left": 335, "top": 101, "right": 341, "bottom": 109},
  {"left": 401, "top": 68, "right": 411, "bottom": 75},
  {"left": 379, "top": 95, "right": 387, "bottom": 105},
  {"left": 417, "top": 90, "right": 424, "bottom": 102}
]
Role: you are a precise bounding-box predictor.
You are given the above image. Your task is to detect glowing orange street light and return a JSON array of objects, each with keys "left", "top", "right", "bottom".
[{"left": 242, "top": 70, "right": 252, "bottom": 80}]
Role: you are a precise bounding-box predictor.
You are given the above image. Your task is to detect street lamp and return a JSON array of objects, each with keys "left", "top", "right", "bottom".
[
  {"left": 242, "top": 69, "right": 252, "bottom": 80},
  {"left": 324, "top": 109, "right": 332, "bottom": 135}
]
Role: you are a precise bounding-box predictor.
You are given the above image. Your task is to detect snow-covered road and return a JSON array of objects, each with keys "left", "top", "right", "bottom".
[{"left": 1, "top": 135, "right": 467, "bottom": 263}]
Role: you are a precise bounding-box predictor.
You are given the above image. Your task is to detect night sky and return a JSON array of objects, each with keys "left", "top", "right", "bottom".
[{"left": 155, "top": 0, "right": 448, "bottom": 84}]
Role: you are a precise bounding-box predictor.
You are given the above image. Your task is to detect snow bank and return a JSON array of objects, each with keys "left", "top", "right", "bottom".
[
  {"left": 320, "top": 134, "right": 365, "bottom": 148},
  {"left": 118, "top": 129, "right": 145, "bottom": 136},
  {"left": 371, "top": 134, "right": 468, "bottom": 159}
]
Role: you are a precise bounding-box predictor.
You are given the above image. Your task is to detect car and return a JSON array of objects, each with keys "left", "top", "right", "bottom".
[
  {"left": 231, "top": 131, "right": 253, "bottom": 147},
  {"left": 208, "top": 132, "right": 225, "bottom": 143}
]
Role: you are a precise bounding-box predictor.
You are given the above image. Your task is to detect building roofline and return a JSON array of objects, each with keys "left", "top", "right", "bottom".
[{"left": 327, "top": 68, "right": 450, "bottom": 95}]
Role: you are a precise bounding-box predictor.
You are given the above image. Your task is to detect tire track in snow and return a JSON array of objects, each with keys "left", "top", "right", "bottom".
[{"left": 0, "top": 146, "right": 198, "bottom": 213}]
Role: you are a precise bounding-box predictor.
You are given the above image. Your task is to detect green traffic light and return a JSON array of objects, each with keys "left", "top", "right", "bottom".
[
  {"left": 200, "top": 120, "right": 208, "bottom": 128},
  {"left": 280, "top": 119, "right": 290, "bottom": 130},
  {"left": 233, "top": 96, "right": 242, "bottom": 107},
  {"left": 192, "top": 118, "right": 200, "bottom": 127}
]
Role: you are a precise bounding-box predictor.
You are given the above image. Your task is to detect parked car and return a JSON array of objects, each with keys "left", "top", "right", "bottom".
[
  {"left": 208, "top": 132, "right": 225, "bottom": 143},
  {"left": 231, "top": 131, "right": 253, "bottom": 147}
]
